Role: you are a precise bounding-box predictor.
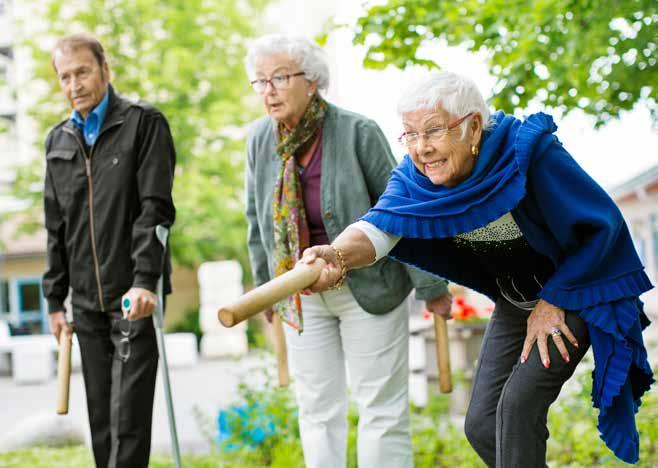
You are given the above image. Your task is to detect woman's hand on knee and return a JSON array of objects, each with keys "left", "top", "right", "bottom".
[{"left": 520, "top": 299, "right": 579, "bottom": 368}]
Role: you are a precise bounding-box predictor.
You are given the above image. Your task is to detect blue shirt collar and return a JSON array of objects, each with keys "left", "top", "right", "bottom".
[{"left": 70, "top": 87, "right": 110, "bottom": 146}]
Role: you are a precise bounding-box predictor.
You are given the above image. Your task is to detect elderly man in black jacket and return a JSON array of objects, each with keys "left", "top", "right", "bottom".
[{"left": 43, "top": 33, "right": 176, "bottom": 468}]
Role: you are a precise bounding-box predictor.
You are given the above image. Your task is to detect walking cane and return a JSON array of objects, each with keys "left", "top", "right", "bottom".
[{"left": 122, "top": 225, "right": 182, "bottom": 468}]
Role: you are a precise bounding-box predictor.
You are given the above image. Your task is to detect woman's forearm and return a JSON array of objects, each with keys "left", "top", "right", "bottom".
[
  {"left": 334, "top": 221, "right": 401, "bottom": 271},
  {"left": 331, "top": 227, "right": 378, "bottom": 271},
  {"left": 302, "top": 223, "right": 399, "bottom": 292}
]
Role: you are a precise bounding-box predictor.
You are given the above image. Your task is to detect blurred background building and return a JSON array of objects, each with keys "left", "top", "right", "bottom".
[{"left": 612, "top": 164, "right": 658, "bottom": 312}]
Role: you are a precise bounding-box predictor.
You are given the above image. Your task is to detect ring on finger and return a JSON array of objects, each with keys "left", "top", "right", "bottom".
[{"left": 551, "top": 327, "right": 562, "bottom": 336}]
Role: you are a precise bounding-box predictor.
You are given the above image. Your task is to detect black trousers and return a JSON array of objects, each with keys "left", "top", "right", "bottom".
[
  {"left": 73, "top": 308, "right": 159, "bottom": 468},
  {"left": 464, "top": 298, "right": 591, "bottom": 468}
]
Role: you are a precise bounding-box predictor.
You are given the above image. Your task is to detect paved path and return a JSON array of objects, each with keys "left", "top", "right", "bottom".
[{"left": 0, "top": 352, "right": 275, "bottom": 456}]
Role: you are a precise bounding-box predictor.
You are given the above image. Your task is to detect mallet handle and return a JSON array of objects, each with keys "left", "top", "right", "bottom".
[
  {"left": 56, "top": 332, "right": 72, "bottom": 415},
  {"left": 217, "top": 259, "right": 327, "bottom": 327},
  {"left": 271, "top": 313, "right": 290, "bottom": 387},
  {"left": 433, "top": 315, "right": 452, "bottom": 393}
]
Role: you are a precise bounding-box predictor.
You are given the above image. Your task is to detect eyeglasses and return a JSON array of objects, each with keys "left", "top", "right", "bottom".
[
  {"left": 250, "top": 72, "right": 306, "bottom": 94},
  {"left": 398, "top": 112, "right": 474, "bottom": 147}
]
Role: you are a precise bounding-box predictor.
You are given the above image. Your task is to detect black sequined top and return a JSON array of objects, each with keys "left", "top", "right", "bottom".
[{"left": 452, "top": 212, "right": 555, "bottom": 310}]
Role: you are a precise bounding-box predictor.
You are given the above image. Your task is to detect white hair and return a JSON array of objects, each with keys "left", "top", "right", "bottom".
[
  {"left": 244, "top": 34, "right": 330, "bottom": 91},
  {"left": 397, "top": 71, "right": 491, "bottom": 137}
]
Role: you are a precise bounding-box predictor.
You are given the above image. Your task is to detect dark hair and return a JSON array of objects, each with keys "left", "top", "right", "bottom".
[{"left": 52, "top": 33, "right": 107, "bottom": 72}]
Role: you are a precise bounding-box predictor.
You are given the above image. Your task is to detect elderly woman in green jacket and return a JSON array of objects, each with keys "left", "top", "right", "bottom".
[{"left": 243, "top": 34, "right": 450, "bottom": 468}]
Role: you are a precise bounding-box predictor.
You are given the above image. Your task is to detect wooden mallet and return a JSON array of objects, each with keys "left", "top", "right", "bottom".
[
  {"left": 217, "top": 257, "right": 452, "bottom": 393},
  {"left": 56, "top": 331, "right": 72, "bottom": 415},
  {"left": 270, "top": 313, "right": 290, "bottom": 387},
  {"left": 217, "top": 259, "right": 327, "bottom": 387},
  {"left": 217, "top": 258, "right": 327, "bottom": 328}
]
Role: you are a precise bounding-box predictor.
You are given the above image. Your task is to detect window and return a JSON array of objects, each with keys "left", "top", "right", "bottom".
[
  {"left": 18, "top": 282, "right": 40, "bottom": 312},
  {"left": 16, "top": 278, "right": 45, "bottom": 334},
  {"left": 0, "top": 47, "right": 13, "bottom": 60},
  {"left": 0, "top": 279, "right": 8, "bottom": 315},
  {"left": 631, "top": 223, "right": 646, "bottom": 267},
  {"left": 0, "top": 0, "right": 10, "bottom": 17},
  {"left": 652, "top": 214, "right": 658, "bottom": 275}
]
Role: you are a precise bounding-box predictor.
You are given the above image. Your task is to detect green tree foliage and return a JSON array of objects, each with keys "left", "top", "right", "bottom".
[
  {"left": 353, "top": 0, "right": 657, "bottom": 127},
  {"left": 11, "top": 0, "right": 268, "bottom": 269}
]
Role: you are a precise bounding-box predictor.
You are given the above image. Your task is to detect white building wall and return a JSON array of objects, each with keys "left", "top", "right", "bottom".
[{"left": 616, "top": 193, "right": 658, "bottom": 315}]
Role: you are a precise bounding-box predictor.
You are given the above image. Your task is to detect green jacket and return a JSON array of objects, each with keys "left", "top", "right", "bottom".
[{"left": 245, "top": 102, "right": 448, "bottom": 315}]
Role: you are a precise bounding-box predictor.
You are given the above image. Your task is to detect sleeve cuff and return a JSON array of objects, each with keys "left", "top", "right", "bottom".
[
  {"left": 47, "top": 299, "right": 65, "bottom": 314},
  {"left": 414, "top": 280, "right": 449, "bottom": 301},
  {"left": 350, "top": 220, "right": 400, "bottom": 263},
  {"left": 132, "top": 273, "right": 159, "bottom": 292}
]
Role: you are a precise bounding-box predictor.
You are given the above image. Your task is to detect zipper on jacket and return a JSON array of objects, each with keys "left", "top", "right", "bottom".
[{"left": 63, "top": 125, "right": 116, "bottom": 312}]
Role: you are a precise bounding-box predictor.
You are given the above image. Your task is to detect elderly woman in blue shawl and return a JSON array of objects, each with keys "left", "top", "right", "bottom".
[{"left": 302, "top": 71, "right": 654, "bottom": 466}]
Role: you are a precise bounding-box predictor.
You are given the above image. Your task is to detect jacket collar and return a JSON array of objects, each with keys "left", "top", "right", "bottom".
[{"left": 62, "top": 84, "right": 128, "bottom": 139}]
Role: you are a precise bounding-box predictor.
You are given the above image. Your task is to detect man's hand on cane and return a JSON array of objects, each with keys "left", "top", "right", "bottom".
[
  {"left": 123, "top": 287, "right": 158, "bottom": 320},
  {"left": 49, "top": 311, "right": 72, "bottom": 342}
]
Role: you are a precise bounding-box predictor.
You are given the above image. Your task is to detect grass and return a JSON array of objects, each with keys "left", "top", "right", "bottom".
[{"left": 0, "top": 447, "right": 227, "bottom": 468}]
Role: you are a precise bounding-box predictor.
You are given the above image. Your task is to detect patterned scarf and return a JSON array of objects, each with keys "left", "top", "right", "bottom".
[{"left": 272, "top": 94, "right": 327, "bottom": 332}]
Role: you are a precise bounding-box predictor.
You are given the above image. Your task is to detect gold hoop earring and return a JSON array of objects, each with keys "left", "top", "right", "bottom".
[{"left": 471, "top": 144, "right": 479, "bottom": 157}]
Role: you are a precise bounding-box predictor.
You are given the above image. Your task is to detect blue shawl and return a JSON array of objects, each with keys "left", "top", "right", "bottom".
[{"left": 362, "top": 111, "right": 654, "bottom": 464}]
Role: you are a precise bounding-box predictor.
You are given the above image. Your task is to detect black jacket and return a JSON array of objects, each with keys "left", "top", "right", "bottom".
[{"left": 43, "top": 85, "right": 176, "bottom": 313}]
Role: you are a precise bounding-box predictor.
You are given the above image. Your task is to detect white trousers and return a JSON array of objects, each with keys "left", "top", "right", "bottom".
[{"left": 284, "top": 286, "right": 412, "bottom": 468}]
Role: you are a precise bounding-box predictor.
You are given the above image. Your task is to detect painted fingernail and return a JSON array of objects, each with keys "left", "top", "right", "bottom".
[
  {"left": 520, "top": 356, "right": 526, "bottom": 363},
  {"left": 564, "top": 355, "right": 570, "bottom": 363},
  {"left": 544, "top": 359, "right": 550, "bottom": 368},
  {"left": 574, "top": 342, "right": 579, "bottom": 348}
]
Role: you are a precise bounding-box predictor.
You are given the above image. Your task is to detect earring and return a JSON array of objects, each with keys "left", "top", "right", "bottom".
[
  {"left": 471, "top": 144, "right": 479, "bottom": 157},
  {"left": 307, "top": 92, "right": 313, "bottom": 96}
]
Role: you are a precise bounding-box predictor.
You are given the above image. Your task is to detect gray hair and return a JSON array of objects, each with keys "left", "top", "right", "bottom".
[
  {"left": 397, "top": 71, "right": 491, "bottom": 137},
  {"left": 244, "top": 34, "right": 330, "bottom": 91}
]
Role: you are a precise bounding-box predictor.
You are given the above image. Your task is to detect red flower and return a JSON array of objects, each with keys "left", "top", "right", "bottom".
[{"left": 451, "top": 295, "right": 480, "bottom": 321}]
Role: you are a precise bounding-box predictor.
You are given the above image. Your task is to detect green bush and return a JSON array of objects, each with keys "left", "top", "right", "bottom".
[
  {"left": 207, "top": 374, "right": 483, "bottom": 468},
  {"left": 547, "top": 363, "right": 658, "bottom": 467},
  {"left": 410, "top": 393, "right": 484, "bottom": 468},
  {"left": 207, "top": 378, "right": 304, "bottom": 467}
]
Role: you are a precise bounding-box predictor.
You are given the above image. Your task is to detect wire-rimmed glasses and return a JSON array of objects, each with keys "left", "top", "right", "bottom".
[
  {"left": 398, "top": 112, "right": 474, "bottom": 147},
  {"left": 250, "top": 72, "right": 306, "bottom": 94}
]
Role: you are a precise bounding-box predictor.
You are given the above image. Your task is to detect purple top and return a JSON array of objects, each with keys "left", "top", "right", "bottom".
[{"left": 299, "top": 130, "right": 329, "bottom": 246}]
